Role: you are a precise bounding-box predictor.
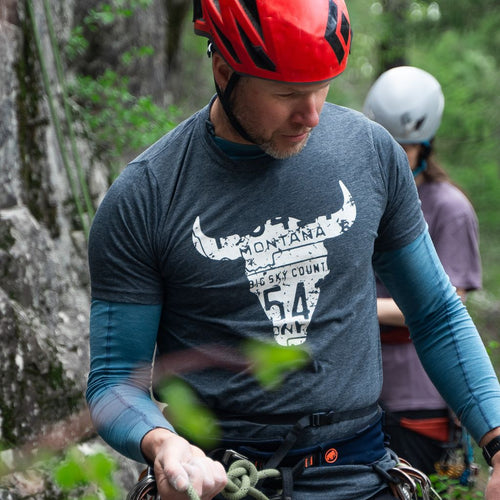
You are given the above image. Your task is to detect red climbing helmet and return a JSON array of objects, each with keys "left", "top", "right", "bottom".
[{"left": 193, "top": 0, "right": 352, "bottom": 83}]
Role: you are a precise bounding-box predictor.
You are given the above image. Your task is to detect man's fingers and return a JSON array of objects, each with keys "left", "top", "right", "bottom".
[
  {"left": 182, "top": 458, "right": 228, "bottom": 499},
  {"left": 153, "top": 437, "right": 228, "bottom": 499},
  {"left": 156, "top": 458, "right": 190, "bottom": 493}
]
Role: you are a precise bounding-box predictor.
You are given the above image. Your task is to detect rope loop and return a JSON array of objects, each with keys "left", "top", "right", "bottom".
[{"left": 221, "top": 459, "right": 281, "bottom": 500}]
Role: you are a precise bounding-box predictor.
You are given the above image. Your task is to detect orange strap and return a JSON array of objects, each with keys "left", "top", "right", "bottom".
[{"left": 399, "top": 416, "right": 450, "bottom": 442}]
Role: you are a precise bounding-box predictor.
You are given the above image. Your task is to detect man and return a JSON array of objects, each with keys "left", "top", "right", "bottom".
[{"left": 86, "top": 1, "right": 500, "bottom": 499}]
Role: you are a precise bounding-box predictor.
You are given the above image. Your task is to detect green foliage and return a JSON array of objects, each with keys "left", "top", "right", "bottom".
[
  {"left": 70, "top": 69, "right": 178, "bottom": 179},
  {"left": 66, "top": 1, "right": 154, "bottom": 59},
  {"left": 53, "top": 447, "right": 123, "bottom": 499},
  {"left": 65, "top": 26, "right": 88, "bottom": 61},
  {"left": 158, "top": 378, "right": 221, "bottom": 449},
  {"left": 66, "top": 0, "right": 178, "bottom": 180},
  {"left": 243, "top": 339, "right": 311, "bottom": 389},
  {"left": 83, "top": 0, "right": 154, "bottom": 29},
  {"left": 487, "top": 340, "right": 500, "bottom": 356},
  {"left": 430, "top": 474, "right": 484, "bottom": 499},
  {"left": 154, "top": 341, "right": 309, "bottom": 450},
  {"left": 406, "top": 25, "right": 500, "bottom": 298}
]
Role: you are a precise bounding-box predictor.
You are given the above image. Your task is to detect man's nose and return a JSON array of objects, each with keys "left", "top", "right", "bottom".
[{"left": 292, "top": 94, "right": 322, "bottom": 128}]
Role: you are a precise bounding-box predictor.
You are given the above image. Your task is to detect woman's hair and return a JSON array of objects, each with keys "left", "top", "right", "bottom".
[
  {"left": 422, "top": 154, "right": 450, "bottom": 183},
  {"left": 420, "top": 142, "right": 471, "bottom": 199},
  {"left": 419, "top": 139, "right": 450, "bottom": 183}
]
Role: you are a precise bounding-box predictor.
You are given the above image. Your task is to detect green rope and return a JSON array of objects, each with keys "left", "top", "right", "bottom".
[
  {"left": 26, "top": 0, "right": 91, "bottom": 240},
  {"left": 185, "top": 460, "right": 281, "bottom": 500}
]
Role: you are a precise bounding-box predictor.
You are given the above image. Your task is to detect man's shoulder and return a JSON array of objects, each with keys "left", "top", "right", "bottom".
[
  {"left": 133, "top": 106, "right": 208, "bottom": 164},
  {"left": 321, "top": 101, "right": 366, "bottom": 122},
  {"left": 321, "top": 102, "right": 395, "bottom": 143}
]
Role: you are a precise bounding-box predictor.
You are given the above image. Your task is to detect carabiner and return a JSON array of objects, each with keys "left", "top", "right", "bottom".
[{"left": 126, "top": 466, "right": 159, "bottom": 500}]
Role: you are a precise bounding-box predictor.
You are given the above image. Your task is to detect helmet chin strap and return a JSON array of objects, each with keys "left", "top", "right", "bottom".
[
  {"left": 214, "top": 73, "right": 257, "bottom": 144},
  {"left": 412, "top": 160, "right": 428, "bottom": 178},
  {"left": 412, "top": 140, "right": 431, "bottom": 178},
  {"left": 207, "top": 42, "right": 257, "bottom": 144}
]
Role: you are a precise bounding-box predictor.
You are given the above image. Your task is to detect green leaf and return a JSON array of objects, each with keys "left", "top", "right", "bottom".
[
  {"left": 54, "top": 459, "right": 86, "bottom": 489},
  {"left": 243, "top": 339, "right": 310, "bottom": 389},
  {"left": 158, "top": 378, "right": 220, "bottom": 448}
]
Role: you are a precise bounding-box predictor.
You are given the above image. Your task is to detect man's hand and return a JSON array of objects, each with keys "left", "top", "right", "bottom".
[
  {"left": 141, "top": 428, "right": 227, "bottom": 499},
  {"left": 486, "top": 453, "right": 500, "bottom": 500},
  {"left": 481, "top": 429, "right": 500, "bottom": 500}
]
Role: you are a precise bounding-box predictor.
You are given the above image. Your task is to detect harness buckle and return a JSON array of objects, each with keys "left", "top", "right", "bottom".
[{"left": 310, "top": 411, "right": 335, "bottom": 427}]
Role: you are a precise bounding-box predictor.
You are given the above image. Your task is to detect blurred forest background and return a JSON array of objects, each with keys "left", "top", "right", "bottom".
[{"left": 0, "top": 0, "right": 499, "bottom": 498}]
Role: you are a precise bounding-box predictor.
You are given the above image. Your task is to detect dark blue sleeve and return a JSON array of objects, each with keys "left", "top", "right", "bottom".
[
  {"left": 86, "top": 300, "right": 174, "bottom": 462},
  {"left": 373, "top": 229, "right": 500, "bottom": 443}
]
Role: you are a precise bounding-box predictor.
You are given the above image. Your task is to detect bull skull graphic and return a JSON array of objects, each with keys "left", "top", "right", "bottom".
[{"left": 192, "top": 181, "right": 356, "bottom": 346}]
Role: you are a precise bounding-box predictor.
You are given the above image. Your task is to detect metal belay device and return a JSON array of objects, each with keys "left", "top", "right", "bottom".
[{"left": 126, "top": 467, "right": 158, "bottom": 500}]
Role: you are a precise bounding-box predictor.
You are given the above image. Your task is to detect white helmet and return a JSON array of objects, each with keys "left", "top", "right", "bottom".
[{"left": 363, "top": 66, "right": 444, "bottom": 143}]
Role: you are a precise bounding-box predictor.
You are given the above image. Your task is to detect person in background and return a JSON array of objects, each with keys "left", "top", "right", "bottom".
[
  {"left": 86, "top": 1, "right": 500, "bottom": 499},
  {"left": 363, "top": 66, "right": 482, "bottom": 480}
]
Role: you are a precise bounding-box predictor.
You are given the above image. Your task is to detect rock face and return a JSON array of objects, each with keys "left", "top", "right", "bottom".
[
  {"left": 1, "top": 0, "right": 91, "bottom": 448},
  {"left": 0, "top": 0, "right": 195, "bottom": 496},
  {"left": 0, "top": 0, "right": 98, "bottom": 482}
]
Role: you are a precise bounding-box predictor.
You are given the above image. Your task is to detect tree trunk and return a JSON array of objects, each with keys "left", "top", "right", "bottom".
[{"left": 378, "top": 0, "right": 410, "bottom": 74}]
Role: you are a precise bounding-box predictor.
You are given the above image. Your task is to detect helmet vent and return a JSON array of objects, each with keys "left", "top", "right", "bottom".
[
  {"left": 240, "top": 0, "right": 263, "bottom": 38},
  {"left": 213, "top": 20, "right": 241, "bottom": 63},
  {"left": 193, "top": 0, "right": 203, "bottom": 23},
  {"left": 401, "top": 112, "right": 427, "bottom": 132},
  {"left": 414, "top": 117, "right": 426, "bottom": 130},
  {"left": 237, "top": 22, "right": 276, "bottom": 71},
  {"left": 325, "top": 0, "right": 350, "bottom": 64},
  {"left": 340, "top": 13, "right": 351, "bottom": 45}
]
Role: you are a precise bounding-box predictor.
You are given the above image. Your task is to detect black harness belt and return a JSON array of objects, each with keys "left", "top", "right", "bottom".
[
  {"left": 213, "top": 403, "right": 382, "bottom": 469},
  {"left": 237, "top": 414, "right": 386, "bottom": 469}
]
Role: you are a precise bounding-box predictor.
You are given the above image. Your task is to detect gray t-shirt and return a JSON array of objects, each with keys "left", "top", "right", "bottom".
[{"left": 89, "top": 100, "right": 426, "bottom": 498}]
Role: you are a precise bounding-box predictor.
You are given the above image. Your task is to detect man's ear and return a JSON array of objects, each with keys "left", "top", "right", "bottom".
[{"left": 212, "top": 52, "right": 233, "bottom": 92}]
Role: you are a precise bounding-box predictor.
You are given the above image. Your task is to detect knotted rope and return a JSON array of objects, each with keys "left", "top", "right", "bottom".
[{"left": 185, "top": 459, "right": 281, "bottom": 500}]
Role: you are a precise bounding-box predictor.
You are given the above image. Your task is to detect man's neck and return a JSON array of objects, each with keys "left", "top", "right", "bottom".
[{"left": 209, "top": 98, "right": 253, "bottom": 144}]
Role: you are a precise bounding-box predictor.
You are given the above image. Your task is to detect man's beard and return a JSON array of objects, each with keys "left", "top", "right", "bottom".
[
  {"left": 229, "top": 88, "right": 311, "bottom": 159},
  {"left": 257, "top": 132, "right": 311, "bottom": 159}
]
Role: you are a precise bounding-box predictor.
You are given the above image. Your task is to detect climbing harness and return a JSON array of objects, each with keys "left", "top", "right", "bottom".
[
  {"left": 127, "top": 405, "right": 441, "bottom": 500},
  {"left": 127, "top": 455, "right": 442, "bottom": 500},
  {"left": 126, "top": 405, "right": 379, "bottom": 499}
]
